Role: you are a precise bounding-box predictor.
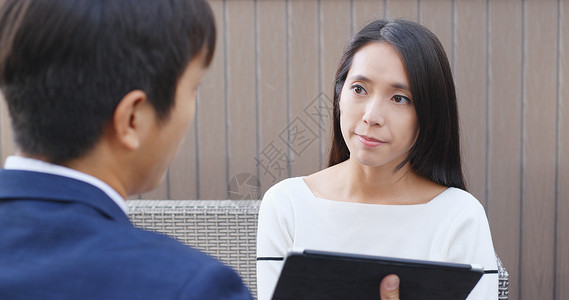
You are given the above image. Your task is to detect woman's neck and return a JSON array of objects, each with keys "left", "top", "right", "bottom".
[
  {"left": 305, "top": 158, "right": 447, "bottom": 205},
  {"left": 338, "top": 158, "right": 434, "bottom": 205}
]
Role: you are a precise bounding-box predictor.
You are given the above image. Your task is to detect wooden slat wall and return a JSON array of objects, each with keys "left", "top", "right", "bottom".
[
  {"left": 352, "top": 1, "right": 384, "bottom": 35},
  {"left": 320, "top": 0, "right": 351, "bottom": 168},
  {"left": 0, "top": 95, "right": 13, "bottom": 164},
  {"left": 257, "top": 0, "right": 289, "bottom": 192},
  {"left": 197, "top": 0, "right": 228, "bottom": 200},
  {"left": 0, "top": 0, "right": 567, "bottom": 298},
  {"left": 487, "top": 0, "right": 523, "bottom": 299},
  {"left": 522, "top": 1, "right": 558, "bottom": 299},
  {"left": 226, "top": 0, "right": 258, "bottom": 194},
  {"left": 558, "top": 3, "right": 568, "bottom": 300},
  {"left": 455, "top": 0, "right": 487, "bottom": 204},
  {"left": 288, "top": 1, "right": 320, "bottom": 178}
]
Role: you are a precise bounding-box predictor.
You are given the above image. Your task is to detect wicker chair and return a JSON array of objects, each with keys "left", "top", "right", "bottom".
[{"left": 127, "top": 200, "right": 509, "bottom": 299}]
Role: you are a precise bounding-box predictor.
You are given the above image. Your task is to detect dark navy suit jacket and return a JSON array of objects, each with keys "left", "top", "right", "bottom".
[{"left": 0, "top": 169, "right": 253, "bottom": 299}]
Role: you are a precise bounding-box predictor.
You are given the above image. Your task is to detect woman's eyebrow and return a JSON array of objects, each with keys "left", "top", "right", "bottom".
[
  {"left": 350, "top": 74, "right": 409, "bottom": 90},
  {"left": 391, "top": 82, "right": 410, "bottom": 92},
  {"left": 347, "top": 74, "right": 372, "bottom": 83}
]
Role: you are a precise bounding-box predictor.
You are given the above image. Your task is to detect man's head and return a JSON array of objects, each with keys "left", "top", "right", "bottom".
[{"left": 0, "top": 0, "right": 215, "bottom": 164}]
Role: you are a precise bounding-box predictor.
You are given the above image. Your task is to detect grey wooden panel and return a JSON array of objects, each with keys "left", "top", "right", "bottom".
[
  {"left": 196, "top": 0, "right": 229, "bottom": 199},
  {"left": 386, "top": 0, "right": 418, "bottom": 20},
  {"left": 139, "top": 109, "right": 170, "bottom": 199},
  {"left": 557, "top": 1, "right": 569, "bottom": 299},
  {"left": 419, "top": 0, "right": 453, "bottom": 58},
  {"left": 288, "top": 0, "right": 321, "bottom": 177},
  {"left": 197, "top": 0, "right": 229, "bottom": 200},
  {"left": 168, "top": 110, "right": 198, "bottom": 200},
  {"left": 257, "top": 0, "right": 288, "bottom": 194},
  {"left": 521, "top": 0, "right": 558, "bottom": 299},
  {"left": 487, "top": 1, "right": 523, "bottom": 299},
  {"left": 352, "top": 0, "right": 384, "bottom": 34},
  {"left": 226, "top": 0, "right": 257, "bottom": 198},
  {"left": 140, "top": 173, "right": 169, "bottom": 199},
  {"left": 454, "top": 0, "right": 487, "bottom": 202},
  {"left": 139, "top": 113, "right": 172, "bottom": 198},
  {"left": 320, "top": 0, "right": 351, "bottom": 169},
  {"left": 0, "top": 93, "right": 5, "bottom": 162},
  {"left": 0, "top": 93, "right": 3, "bottom": 161},
  {"left": 0, "top": 92, "right": 14, "bottom": 163}
]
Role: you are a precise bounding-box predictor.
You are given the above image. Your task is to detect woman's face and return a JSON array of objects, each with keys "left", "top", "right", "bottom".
[{"left": 339, "top": 42, "right": 419, "bottom": 169}]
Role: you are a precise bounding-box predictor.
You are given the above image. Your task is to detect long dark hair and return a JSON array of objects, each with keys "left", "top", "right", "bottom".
[{"left": 328, "top": 19, "right": 466, "bottom": 190}]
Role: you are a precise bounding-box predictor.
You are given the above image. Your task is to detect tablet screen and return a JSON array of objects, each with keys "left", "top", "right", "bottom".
[{"left": 272, "top": 249, "right": 483, "bottom": 300}]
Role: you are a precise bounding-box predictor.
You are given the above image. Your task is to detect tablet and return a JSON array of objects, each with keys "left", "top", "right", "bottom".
[{"left": 271, "top": 248, "right": 484, "bottom": 300}]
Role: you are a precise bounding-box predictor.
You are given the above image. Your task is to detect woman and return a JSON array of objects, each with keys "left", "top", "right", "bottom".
[{"left": 256, "top": 19, "right": 498, "bottom": 299}]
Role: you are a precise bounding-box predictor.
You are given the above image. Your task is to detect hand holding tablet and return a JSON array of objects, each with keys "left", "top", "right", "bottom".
[{"left": 272, "top": 249, "right": 483, "bottom": 300}]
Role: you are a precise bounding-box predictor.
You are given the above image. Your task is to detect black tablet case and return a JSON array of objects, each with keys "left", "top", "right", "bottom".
[{"left": 272, "top": 249, "right": 483, "bottom": 300}]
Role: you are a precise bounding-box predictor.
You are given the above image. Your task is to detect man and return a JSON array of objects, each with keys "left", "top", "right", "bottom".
[
  {"left": 0, "top": 0, "right": 251, "bottom": 298},
  {"left": 0, "top": 0, "right": 401, "bottom": 299}
]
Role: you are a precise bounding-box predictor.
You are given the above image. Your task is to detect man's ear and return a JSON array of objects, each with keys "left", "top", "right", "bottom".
[{"left": 112, "top": 90, "right": 152, "bottom": 151}]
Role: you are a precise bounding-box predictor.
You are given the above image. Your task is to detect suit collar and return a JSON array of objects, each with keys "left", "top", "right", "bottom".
[
  {"left": 0, "top": 169, "right": 130, "bottom": 225},
  {"left": 4, "top": 156, "right": 128, "bottom": 214}
]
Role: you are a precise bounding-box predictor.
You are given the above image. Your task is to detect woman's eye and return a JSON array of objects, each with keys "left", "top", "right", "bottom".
[
  {"left": 393, "top": 95, "right": 411, "bottom": 104},
  {"left": 351, "top": 84, "right": 366, "bottom": 95}
]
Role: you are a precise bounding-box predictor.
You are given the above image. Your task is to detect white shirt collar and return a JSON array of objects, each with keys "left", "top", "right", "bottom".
[{"left": 4, "top": 155, "right": 128, "bottom": 215}]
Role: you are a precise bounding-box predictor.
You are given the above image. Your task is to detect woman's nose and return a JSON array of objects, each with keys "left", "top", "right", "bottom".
[{"left": 362, "top": 97, "right": 385, "bottom": 126}]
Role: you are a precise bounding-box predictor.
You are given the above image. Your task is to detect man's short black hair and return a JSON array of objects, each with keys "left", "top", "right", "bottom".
[{"left": 0, "top": 0, "right": 216, "bottom": 164}]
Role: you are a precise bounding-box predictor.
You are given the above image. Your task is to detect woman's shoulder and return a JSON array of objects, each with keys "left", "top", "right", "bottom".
[
  {"left": 261, "top": 176, "right": 314, "bottom": 208},
  {"left": 265, "top": 163, "right": 343, "bottom": 199},
  {"left": 441, "top": 187, "right": 480, "bottom": 202},
  {"left": 264, "top": 176, "right": 307, "bottom": 196},
  {"left": 434, "top": 187, "right": 487, "bottom": 216}
]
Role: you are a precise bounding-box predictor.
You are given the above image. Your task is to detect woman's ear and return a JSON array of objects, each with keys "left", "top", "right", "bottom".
[{"left": 111, "top": 90, "right": 152, "bottom": 151}]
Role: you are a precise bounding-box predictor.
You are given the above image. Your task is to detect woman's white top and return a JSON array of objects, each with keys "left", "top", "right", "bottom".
[{"left": 256, "top": 177, "right": 498, "bottom": 300}]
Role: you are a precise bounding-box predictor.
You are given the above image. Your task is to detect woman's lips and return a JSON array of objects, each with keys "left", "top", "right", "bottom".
[{"left": 356, "top": 134, "right": 384, "bottom": 147}]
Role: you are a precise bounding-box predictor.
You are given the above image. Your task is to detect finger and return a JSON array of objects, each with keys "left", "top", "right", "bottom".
[{"left": 379, "top": 274, "right": 400, "bottom": 300}]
